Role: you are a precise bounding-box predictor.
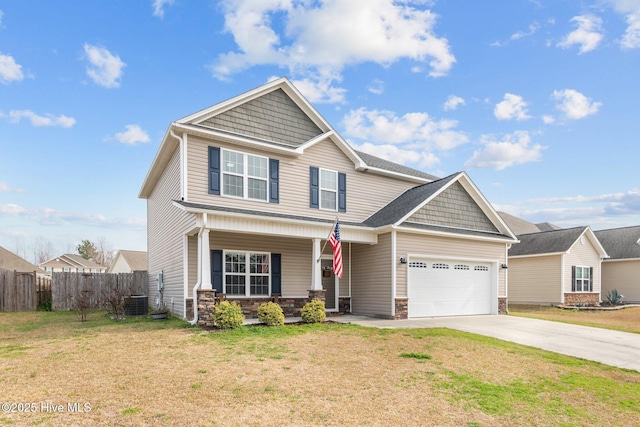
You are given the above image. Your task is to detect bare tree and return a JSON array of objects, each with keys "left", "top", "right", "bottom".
[
  {"left": 14, "top": 235, "right": 28, "bottom": 259},
  {"left": 33, "top": 236, "right": 54, "bottom": 264},
  {"left": 95, "top": 237, "right": 115, "bottom": 268}
]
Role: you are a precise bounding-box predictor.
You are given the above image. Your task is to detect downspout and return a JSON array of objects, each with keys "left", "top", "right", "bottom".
[{"left": 189, "top": 212, "right": 207, "bottom": 325}]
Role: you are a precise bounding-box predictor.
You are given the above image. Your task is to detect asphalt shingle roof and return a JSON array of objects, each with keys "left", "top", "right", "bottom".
[
  {"left": 594, "top": 226, "right": 640, "bottom": 259},
  {"left": 363, "top": 173, "right": 461, "bottom": 227},
  {"left": 355, "top": 150, "right": 440, "bottom": 181},
  {"left": 509, "top": 226, "right": 588, "bottom": 256}
]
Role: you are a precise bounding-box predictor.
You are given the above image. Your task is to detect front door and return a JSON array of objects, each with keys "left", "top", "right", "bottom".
[{"left": 321, "top": 259, "right": 337, "bottom": 310}]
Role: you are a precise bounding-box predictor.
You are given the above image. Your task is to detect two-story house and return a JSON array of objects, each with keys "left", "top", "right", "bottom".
[{"left": 139, "top": 78, "right": 517, "bottom": 324}]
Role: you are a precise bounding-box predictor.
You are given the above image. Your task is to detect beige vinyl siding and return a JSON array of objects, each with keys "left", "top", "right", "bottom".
[
  {"left": 207, "top": 231, "right": 349, "bottom": 298},
  {"left": 351, "top": 233, "right": 392, "bottom": 317},
  {"left": 396, "top": 233, "right": 507, "bottom": 298},
  {"left": 508, "top": 256, "right": 562, "bottom": 304},
  {"left": 186, "top": 136, "right": 416, "bottom": 223},
  {"left": 601, "top": 260, "right": 640, "bottom": 303},
  {"left": 187, "top": 235, "right": 198, "bottom": 297},
  {"left": 564, "top": 238, "right": 601, "bottom": 295},
  {"left": 147, "top": 147, "right": 196, "bottom": 318}
]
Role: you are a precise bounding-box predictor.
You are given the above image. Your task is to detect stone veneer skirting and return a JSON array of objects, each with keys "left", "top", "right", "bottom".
[
  {"left": 498, "top": 297, "right": 507, "bottom": 315},
  {"left": 195, "top": 289, "right": 351, "bottom": 327},
  {"left": 564, "top": 293, "right": 600, "bottom": 306},
  {"left": 394, "top": 298, "right": 408, "bottom": 320}
]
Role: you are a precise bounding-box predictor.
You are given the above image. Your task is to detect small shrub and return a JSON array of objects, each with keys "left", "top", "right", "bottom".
[
  {"left": 102, "top": 284, "right": 130, "bottom": 321},
  {"left": 606, "top": 289, "right": 625, "bottom": 305},
  {"left": 69, "top": 288, "right": 95, "bottom": 322},
  {"left": 400, "top": 352, "right": 432, "bottom": 360},
  {"left": 258, "top": 301, "right": 285, "bottom": 326},
  {"left": 214, "top": 301, "right": 245, "bottom": 329},
  {"left": 301, "top": 299, "right": 326, "bottom": 324}
]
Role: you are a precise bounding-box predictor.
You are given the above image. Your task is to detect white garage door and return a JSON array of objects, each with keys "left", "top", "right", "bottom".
[{"left": 408, "top": 259, "right": 493, "bottom": 317}]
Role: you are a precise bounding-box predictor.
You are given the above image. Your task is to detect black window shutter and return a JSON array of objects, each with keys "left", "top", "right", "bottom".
[
  {"left": 338, "top": 172, "right": 346, "bottom": 212},
  {"left": 310, "top": 166, "right": 319, "bottom": 208},
  {"left": 211, "top": 250, "right": 223, "bottom": 293},
  {"left": 271, "top": 253, "right": 282, "bottom": 295},
  {"left": 571, "top": 266, "right": 576, "bottom": 292},
  {"left": 269, "top": 158, "right": 279, "bottom": 203},
  {"left": 208, "top": 146, "right": 221, "bottom": 195},
  {"left": 589, "top": 266, "right": 593, "bottom": 292}
]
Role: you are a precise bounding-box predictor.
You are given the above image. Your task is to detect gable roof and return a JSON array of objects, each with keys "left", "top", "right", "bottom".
[
  {"left": 594, "top": 226, "right": 640, "bottom": 260},
  {"left": 498, "top": 212, "right": 562, "bottom": 235},
  {"left": 0, "top": 245, "right": 44, "bottom": 272},
  {"left": 139, "top": 77, "right": 435, "bottom": 199},
  {"left": 364, "top": 172, "right": 517, "bottom": 240},
  {"left": 110, "top": 250, "right": 148, "bottom": 272},
  {"left": 509, "top": 226, "right": 607, "bottom": 258},
  {"left": 40, "top": 254, "right": 105, "bottom": 270}
]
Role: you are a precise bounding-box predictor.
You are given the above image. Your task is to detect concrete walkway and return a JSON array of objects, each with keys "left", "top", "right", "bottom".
[{"left": 333, "top": 314, "right": 640, "bottom": 372}]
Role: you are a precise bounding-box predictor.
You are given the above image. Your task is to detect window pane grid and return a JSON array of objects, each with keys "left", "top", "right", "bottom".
[{"left": 225, "top": 252, "right": 270, "bottom": 296}]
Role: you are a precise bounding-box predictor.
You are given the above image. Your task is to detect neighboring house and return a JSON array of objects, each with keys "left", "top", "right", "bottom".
[
  {"left": 506, "top": 225, "right": 608, "bottom": 306},
  {"left": 0, "top": 245, "right": 45, "bottom": 273},
  {"left": 39, "top": 254, "right": 107, "bottom": 274},
  {"left": 594, "top": 226, "right": 640, "bottom": 303},
  {"left": 138, "top": 77, "right": 517, "bottom": 323},
  {"left": 107, "top": 250, "right": 148, "bottom": 273}
]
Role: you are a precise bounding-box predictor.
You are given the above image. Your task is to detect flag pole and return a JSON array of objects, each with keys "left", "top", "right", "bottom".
[{"left": 317, "top": 216, "right": 339, "bottom": 263}]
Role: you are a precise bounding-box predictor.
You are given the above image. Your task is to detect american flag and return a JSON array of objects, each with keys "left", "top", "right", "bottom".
[{"left": 327, "top": 220, "right": 343, "bottom": 279}]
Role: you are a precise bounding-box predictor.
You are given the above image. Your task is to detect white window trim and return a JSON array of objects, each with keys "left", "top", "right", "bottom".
[
  {"left": 223, "top": 250, "right": 272, "bottom": 297},
  {"left": 221, "top": 148, "right": 269, "bottom": 202},
  {"left": 319, "top": 168, "right": 338, "bottom": 211},
  {"left": 573, "top": 265, "right": 592, "bottom": 293}
]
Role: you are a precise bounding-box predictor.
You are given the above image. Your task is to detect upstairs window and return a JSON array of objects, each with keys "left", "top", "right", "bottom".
[
  {"left": 310, "top": 166, "right": 346, "bottom": 212},
  {"left": 222, "top": 149, "right": 268, "bottom": 201},
  {"left": 209, "top": 147, "right": 279, "bottom": 203}
]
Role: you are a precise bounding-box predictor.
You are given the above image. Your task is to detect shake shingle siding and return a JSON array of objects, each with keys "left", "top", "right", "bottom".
[
  {"left": 406, "top": 181, "right": 498, "bottom": 232},
  {"left": 147, "top": 147, "right": 195, "bottom": 317},
  {"left": 200, "top": 89, "right": 322, "bottom": 147}
]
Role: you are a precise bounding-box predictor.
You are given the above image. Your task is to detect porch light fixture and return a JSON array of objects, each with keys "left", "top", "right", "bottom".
[
  {"left": 501, "top": 264, "right": 508, "bottom": 269},
  {"left": 400, "top": 257, "right": 407, "bottom": 264}
]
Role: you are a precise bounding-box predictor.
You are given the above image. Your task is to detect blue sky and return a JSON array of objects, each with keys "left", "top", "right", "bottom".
[{"left": 1, "top": 0, "right": 639, "bottom": 262}]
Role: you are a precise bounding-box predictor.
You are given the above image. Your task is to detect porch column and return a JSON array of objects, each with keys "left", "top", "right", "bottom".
[
  {"left": 200, "top": 228, "right": 212, "bottom": 289},
  {"left": 310, "top": 238, "right": 322, "bottom": 290}
]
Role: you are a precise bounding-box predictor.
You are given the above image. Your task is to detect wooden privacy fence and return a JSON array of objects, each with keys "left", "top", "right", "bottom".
[
  {"left": 0, "top": 269, "right": 52, "bottom": 312},
  {"left": 52, "top": 271, "right": 148, "bottom": 311}
]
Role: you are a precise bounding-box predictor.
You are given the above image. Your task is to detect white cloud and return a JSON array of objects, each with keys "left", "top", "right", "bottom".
[
  {"left": 3, "top": 110, "right": 76, "bottom": 127},
  {"left": 0, "top": 203, "right": 145, "bottom": 228},
  {"left": 152, "top": 0, "right": 175, "bottom": 18},
  {"left": 291, "top": 71, "right": 347, "bottom": 104},
  {"left": 212, "top": 0, "right": 455, "bottom": 103},
  {"left": 0, "top": 182, "right": 24, "bottom": 193},
  {"left": 443, "top": 95, "right": 465, "bottom": 111},
  {"left": 0, "top": 53, "right": 24, "bottom": 84},
  {"left": 557, "top": 15, "right": 604, "bottom": 54},
  {"left": 552, "top": 89, "right": 602, "bottom": 120},
  {"left": 494, "top": 93, "right": 531, "bottom": 121},
  {"left": 342, "top": 107, "right": 468, "bottom": 151},
  {"left": 511, "top": 23, "right": 539, "bottom": 40},
  {"left": 83, "top": 44, "right": 126, "bottom": 88},
  {"left": 108, "top": 124, "right": 151, "bottom": 145},
  {"left": 605, "top": 0, "right": 640, "bottom": 48},
  {"left": 464, "top": 131, "right": 545, "bottom": 170},
  {"left": 542, "top": 114, "right": 555, "bottom": 124},
  {"left": 367, "top": 78, "right": 384, "bottom": 95},
  {"left": 353, "top": 142, "right": 440, "bottom": 169},
  {"left": 497, "top": 187, "right": 640, "bottom": 228}
]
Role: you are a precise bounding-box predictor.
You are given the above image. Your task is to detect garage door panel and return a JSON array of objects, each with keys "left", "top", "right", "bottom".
[{"left": 408, "top": 259, "right": 492, "bottom": 318}]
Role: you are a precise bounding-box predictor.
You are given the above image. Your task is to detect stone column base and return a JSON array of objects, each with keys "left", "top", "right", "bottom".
[
  {"left": 308, "top": 289, "right": 327, "bottom": 302},
  {"left": 564, "top": 293, "right": 600, "bottom": 306},
  {"left": 196, "top": 289, "right": 216, "bottom": 328}
]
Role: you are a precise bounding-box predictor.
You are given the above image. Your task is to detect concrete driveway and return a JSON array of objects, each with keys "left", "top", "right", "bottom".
[{"left": 334, "top": 314, "right": 640, "bottom": 372}]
